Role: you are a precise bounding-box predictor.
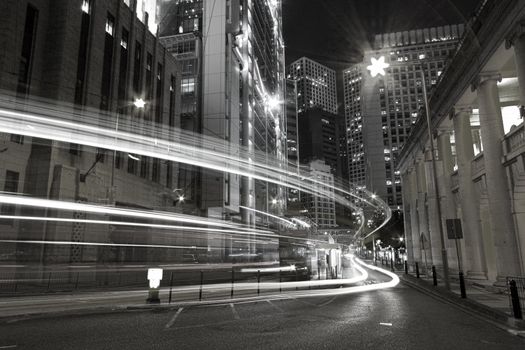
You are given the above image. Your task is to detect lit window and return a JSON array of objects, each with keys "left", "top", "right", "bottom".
[
  {"left": 81, "top": 0, "right": 90, "bottom": 13},
  {"left": 106, "top": 14, "right": 115, "bottom": 36},
  {"left": 181, "top": 78, "right": 195, "bottom": 94}
]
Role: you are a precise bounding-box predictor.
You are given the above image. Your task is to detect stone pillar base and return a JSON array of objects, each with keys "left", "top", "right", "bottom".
[
  {"left": 465, "top": 271, "right": 487, "bottom": 280},
  {"left": 493, "top": 276, "right": 511, "bottom": 288}
]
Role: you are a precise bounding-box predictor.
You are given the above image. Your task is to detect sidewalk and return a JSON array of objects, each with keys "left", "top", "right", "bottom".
[{"left": 398, "top": 266, "right": 525, "bottom": 331}]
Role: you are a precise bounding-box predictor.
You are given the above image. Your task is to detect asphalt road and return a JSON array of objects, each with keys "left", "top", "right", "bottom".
[{"left": 0, "top": 268, "right": 523, "bottom": 349}]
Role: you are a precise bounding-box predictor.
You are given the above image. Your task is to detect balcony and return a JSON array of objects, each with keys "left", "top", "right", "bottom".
[{"left": 503, "top": 122, "right": 525, "bottom": 162}]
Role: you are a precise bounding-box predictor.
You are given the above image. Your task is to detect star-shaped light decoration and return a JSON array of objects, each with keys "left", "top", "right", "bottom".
[{"left": 367, "top": 56, "right": 390, "bottom": 77}]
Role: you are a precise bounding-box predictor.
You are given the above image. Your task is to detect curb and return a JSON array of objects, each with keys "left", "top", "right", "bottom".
[
  {"left": 0, "top": 293, "right": 296, "bottom": 323},
  {"left": 400, "top": 274, "right": 525, "bottom": 333}
]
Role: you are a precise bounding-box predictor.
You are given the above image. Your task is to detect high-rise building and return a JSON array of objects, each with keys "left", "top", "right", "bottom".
[
  {"left": 285, "top": 79, "right": 300, "bottom": 203},
  {"left": 298, "top": 108, "right": 344, "bottom": 179},
  {"left": 287, "top": 57, "right": 338, "bottom": 115},
  {"left": 343, "top": 25, "right": 464, "bottom": 207},
  {"left": 302, "top": 160, "right": 336, "bottom": 228},
  {"left": 158, "top": 0, "right": 287, "bottom": 228}
]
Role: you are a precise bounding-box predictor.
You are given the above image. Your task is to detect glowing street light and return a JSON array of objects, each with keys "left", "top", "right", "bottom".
[
  {"left": 266, "top": 96, "right": 281, "bottom": 110},
  {"left": 133, "top": 98, "right": 146, "bottom": 109},
  {"left": 367, "top": 56, "right": 390, "bottom": 77}
]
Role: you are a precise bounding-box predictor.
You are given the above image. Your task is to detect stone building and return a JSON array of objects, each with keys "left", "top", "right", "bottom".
[
  {"left": 397, "top": 0, "right": 525, "bottom": 283},
  {"left": 0, "top": 0, "right": 182, "bottom": 264}
]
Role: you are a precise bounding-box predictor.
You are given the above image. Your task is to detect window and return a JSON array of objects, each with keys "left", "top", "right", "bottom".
[
  {"left": 133, "top": 41, "right": 142, "bottom": 94},
  {"left": 169, "top": 75, "right": 175, "bottom": 127},
  {"left": 100, "top": 13, "right": 115, "bottom": 111},
  {"left": 118, "top": 28, "right": 129, "bottom": 102},
  {"left": 105, "top": 13, "right": 115, "bottom": 36},
  {"left": 181, "top": 78, "right": 195, "bottom": 95},
  {"left": 75, "top": 0, "right": 91, "bottom": 105},
  {"left": 17, "top": 4, "right": 39, "bottom": 96}
]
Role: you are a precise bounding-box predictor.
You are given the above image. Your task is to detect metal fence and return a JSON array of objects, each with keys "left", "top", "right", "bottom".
[{"left": 506, "top": 276, "right": 525, "bottom": 319}]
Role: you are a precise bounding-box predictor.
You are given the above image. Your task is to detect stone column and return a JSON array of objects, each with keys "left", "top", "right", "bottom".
[
  {"left": 401, "top": 172, "right": 414, "bottom": 264},
  {"left": 416, "top": 159, "right": 431, "bottom": 267},
  {"left": 452, "top": 106, "right": 487, "bottom": 279},
  {"left": 424, "top": 148, "right": 443, "bottom": 267},
  {"left": 476, "top": 74, "right": 521, "bottom": 279},
  {"left": 408, "top": 166, "right": 421, "bottom": 264},
  {"left": 436, "top": 129, "right": 458, "bottom": 270}
]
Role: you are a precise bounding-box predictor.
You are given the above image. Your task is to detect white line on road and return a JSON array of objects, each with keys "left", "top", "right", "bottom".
[
  {"left": 379, "top": 322, "right": 392, "bottom": 327},
  {"left": 266, "top": 300, "right": 284, "bottom": 313},
  {"left": 230, "top": 303, "right": 240, "bottom": 320},
  {"left": 318, "top": 297, "right": 337, "bottom": 307},
  {"left": 0, "top": 345, "right": 17, "bottom": 349},
  {"left": 165, "top": 307, "right": 184, "bottom": 329}
]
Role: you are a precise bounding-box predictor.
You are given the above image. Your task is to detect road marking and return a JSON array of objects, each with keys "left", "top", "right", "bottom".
[
  {"left": 0, "top": 345, "right": 17, "bottom": 349},
  {"left": 230, "top": 303, "right": 240, "bottom": 320},
  {"left": 379, "top": 322, "right": 392, "bottom": 327},
  {"left": 165, "top": 307, "right": 184, "bottom": 329},
  {"left": 266, "top": 300, "right": 284, "bottom": 313},
  {"left": 318, "top": 297, "right": 337, "bottom": 307}
]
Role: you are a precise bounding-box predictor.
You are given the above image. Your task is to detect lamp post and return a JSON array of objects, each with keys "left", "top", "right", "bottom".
[
  {"left": 367, "top": 56, "right": 451, "bottom": 290},
  {"left": 419, "top": 67, "right": 450, "bottom": 290}
]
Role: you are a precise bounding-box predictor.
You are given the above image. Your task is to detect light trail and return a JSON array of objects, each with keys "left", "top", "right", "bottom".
[
  {"left": 0, "top": 96, "right": 391, "bottom": 245},
  {"left": 0, "top": 240, "right": 213, "bottom": 251},
  {"left": 239, "top": 206, "right": 296, "bottom": 227}
]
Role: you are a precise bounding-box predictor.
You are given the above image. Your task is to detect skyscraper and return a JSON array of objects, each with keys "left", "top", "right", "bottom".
[
  {"left": 344, "top": 25, "right": 464, "bottom": 207},
  {"left": 159, "top": 0, "right": 287, "bottom": 227},
  {"left": 287, "top": 57, "right": 338, "bottom": 115}
]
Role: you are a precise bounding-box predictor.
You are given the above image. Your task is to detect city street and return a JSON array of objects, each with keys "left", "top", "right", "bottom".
[{"left": 0, "top": 268, "right": 524, "bottom": 349}]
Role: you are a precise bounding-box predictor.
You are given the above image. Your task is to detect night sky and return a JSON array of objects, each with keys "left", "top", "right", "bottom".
[{"left": 283, "top": 0, "right": 481, "bottom": 70}]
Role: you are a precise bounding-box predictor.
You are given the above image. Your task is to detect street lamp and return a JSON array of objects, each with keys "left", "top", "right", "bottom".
[{"left": 367, "top": 56, "right": 451, "bottom": 290}]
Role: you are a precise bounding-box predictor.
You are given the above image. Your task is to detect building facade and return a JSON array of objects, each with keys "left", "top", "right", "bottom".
[
  {"left": 302, "top": 160, "right": 337, "bottom": 229},
  {"left": 0, "top": 0, "right": 183, "bottom": 264},
  {"left": 298, "top": 108, "right": 345, "bottom": 179},
  {"left": 287, "top": 57, "right": 338, "bottom": 115},
  {"left": 344, "top": 25, "right": 464, "bottom": 208},
  {"left": 398, "top": 0, "right": 525, "bottom": 283},
  {"left": 158, "top": 1, "right": 287, "bottom": 232}
]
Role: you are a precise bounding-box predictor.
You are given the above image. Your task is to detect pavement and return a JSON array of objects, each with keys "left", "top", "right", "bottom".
[
  {"left": 0, "top": 266, "right": 524, "bottom": 349},
  {"left": 385, "top": 262, "right": 525, "bottom": 331}
]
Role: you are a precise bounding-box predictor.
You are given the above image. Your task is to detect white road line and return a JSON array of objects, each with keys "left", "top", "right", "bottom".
[
  {"left": 266, "top": 300, "right": 284, "bottom": 313},
  {"left": 230, "top": 303, "right": 240, "bottom": 320},
  {"left": 318, "top": 296, "right": 337, "bottom": 307},
  {"left": 165, "top": 307, "right": 184, "bottom": 329},
  {"left": 0, "top": 345, "right": 18, "bottom": 349},
  {"left": 379, "top": 322, "right": 392, "bottom": 327}
]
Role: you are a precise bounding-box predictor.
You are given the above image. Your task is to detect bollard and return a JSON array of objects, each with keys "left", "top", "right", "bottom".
[
  {"left": 318, "top": 265, "right": 321, "bottom": 280},
  {"left": 404, "top": 261, "right": 408, "bottom": 275},
  {"left": 279, "top": 270, "right": 282, "bottom": 293},
  {"left": 459, "top": 271, "right": 467, "bottom": 299},
  {"left": 199, "top": 271, "right": 203, "bottom": 301},
  {"left": 257, "top": 270, "right": 260, "bottom": 295},
  {"left": 432, "top": 266, "right": 437, "bottom": 286},
  {"left": 509, "top": 280, "right": 523, "bottom": 319},
  {"left": 390, "top": 259, "right": 394, "bottom": 272},
  {"left": 231, "top": 268, "right": 234, "bottom": 299},
  {"left": 168, "top": 272, "right": 174, "bottom": 304},
  {"left": 415, "top": 262, "right": 420, "bottom": 278},
  {"left": 295, "top": 269, "right": 299, "bottom": 291}
]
